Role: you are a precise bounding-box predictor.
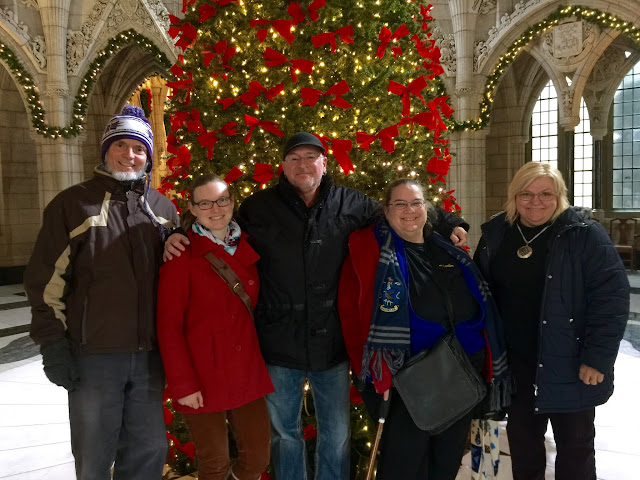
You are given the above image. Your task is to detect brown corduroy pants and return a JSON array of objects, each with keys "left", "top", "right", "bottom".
[{"left": 182, "top": 397, "right": 270, "bottom": 480}]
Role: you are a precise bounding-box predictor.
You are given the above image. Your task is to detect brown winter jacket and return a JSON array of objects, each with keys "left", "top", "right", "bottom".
[{"left": 25, "top": 167, "right": 178, "bottom": 353}]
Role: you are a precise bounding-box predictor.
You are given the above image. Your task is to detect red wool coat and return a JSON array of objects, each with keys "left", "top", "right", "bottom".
[{"left": 157, "top": 230, "right": 273, "bottom": 413}]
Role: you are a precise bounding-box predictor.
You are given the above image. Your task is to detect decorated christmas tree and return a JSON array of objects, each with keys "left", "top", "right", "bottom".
[{"left": 161, "top": 0, "right": 459, "bottom": 212}]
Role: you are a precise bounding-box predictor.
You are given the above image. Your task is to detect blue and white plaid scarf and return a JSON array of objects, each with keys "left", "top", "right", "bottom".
[{"left": 359, "top": 221, "right": 411, "bottom": 383}]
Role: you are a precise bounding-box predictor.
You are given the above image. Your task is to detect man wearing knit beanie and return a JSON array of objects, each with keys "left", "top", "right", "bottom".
[{"left": 25, "top": 105, "right": 178, "bottom": 480}]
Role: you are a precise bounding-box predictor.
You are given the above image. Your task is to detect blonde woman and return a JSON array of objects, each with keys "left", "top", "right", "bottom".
[{"left": 474, "top": 162, "right": 629, "bottom": 480}]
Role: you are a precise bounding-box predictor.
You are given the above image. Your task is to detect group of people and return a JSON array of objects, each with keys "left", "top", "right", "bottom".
[{"left": 24, "top": 106, "right": 629, "bottom": 480}]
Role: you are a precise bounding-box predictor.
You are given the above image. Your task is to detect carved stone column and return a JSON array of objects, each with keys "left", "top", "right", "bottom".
[
  {"left": 38, "top": 0, "right": 71, "bottom": 125},
  {"left": 34, "top": 135, "right": 83, "bottom": 211},
  {"left": 149, "top": 78, "right": 169, "bottom": 189},
  {"left": 34, "top": 0, "right": 85, "bottom": 205},
  {"left": 448, "top": 129, "right": 489, "bottom": 250},
  {"left": 449, "top": 0, "right": 477, "bottom": 118}
]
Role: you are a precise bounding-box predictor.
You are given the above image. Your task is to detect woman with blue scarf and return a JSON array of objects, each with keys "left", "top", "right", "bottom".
[
  {"left": 338, "top": 179, "right": 510, "bottom": 480},
  {"left": 157, "top": 174, "right": 273, "bottom": 480}
]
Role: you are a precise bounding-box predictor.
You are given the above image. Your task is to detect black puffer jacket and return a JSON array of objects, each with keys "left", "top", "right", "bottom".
[
  {"left": 474, "top": 208, "right": 629, "bottom": 413},
  {"left": 238, "top": 174, "right": 467, "bottom": 371}
]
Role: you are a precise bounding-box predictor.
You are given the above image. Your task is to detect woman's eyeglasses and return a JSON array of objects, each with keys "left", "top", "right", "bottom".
[
  {"left": 517, "top": 192, "right": 556, "bottom": 203},
  {"left": 388, "top": 200, "right": 426, "bottom": 210},
  {"left": 192, "top": 197, "right": 232, "bottom": 210}
]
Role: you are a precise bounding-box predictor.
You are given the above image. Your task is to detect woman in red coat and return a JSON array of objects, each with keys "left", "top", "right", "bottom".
[{"left": 157, "top": 174, "right": 273, "bottom": 480}]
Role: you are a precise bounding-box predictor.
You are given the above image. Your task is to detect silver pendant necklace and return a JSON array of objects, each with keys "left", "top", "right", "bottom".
[{"left": 516, "top": 223, "right": 551, "bottom": 259}]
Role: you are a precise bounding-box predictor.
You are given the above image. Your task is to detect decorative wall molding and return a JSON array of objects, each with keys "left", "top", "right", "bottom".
[
  {"left": 476, "top": 0, "right": 542, "bottom": 72},
  {"left": 66, "top": 0, "right": 111, "bottom": 75},
  {"left": 588, "top": 48, "right": 625, "bottom": 91},
  {"left": 0, "top": 7, "right": 30, "bottom": 41},
  {"left": 454, "top": 5, "right": 640, "bottom": 131},
  {"left": 67, "top": 0, "right": 172, "bottom": 75},
  {"left": 44, "top": 85, "right": 69, "bottom": 97},
  {"left": 473, "top": 0, "right": 497, "bottom": 15},
  {"left": 474, "top": 40, "right": 488, "bottom": 72},
  {"left": 20, "top": 0, "right": 39, "bottom": 10},
  {"left": 432, "top": 26, "right": 456, "bottom": 76},
  {"left": 30, "top": 35, "right": 46, "bottom": 69},
  {"left": 540, "top": 19, "right": 598, "bottom": 70}
]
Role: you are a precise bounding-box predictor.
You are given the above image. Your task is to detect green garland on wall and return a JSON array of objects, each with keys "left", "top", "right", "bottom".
[
  {"left": 452, "top": 4, "right": 640, "bottom": 131},
  {"left": 0, "top": 7, "right": 638, "bottom": 136},
  {"left": 0, "top": 30, "right": 171, "bottom": 138}
]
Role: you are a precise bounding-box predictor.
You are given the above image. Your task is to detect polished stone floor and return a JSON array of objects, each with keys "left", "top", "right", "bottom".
[{"left": 1, "top": 280, "right": 639, "bottom": 480}]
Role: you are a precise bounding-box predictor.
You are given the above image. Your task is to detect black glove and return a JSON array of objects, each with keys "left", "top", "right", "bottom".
[{"left": 40, "top": 339, "right": 80, "bottom": 392}]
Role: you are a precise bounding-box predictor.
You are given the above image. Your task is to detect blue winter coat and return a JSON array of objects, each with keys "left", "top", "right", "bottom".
[{"left": 474, "top": 207, "right": 629, "bottom": 413}]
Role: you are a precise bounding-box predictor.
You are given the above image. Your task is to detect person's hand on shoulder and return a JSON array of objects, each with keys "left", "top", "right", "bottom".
[
  {"left": 178, "top": 391, "right": 204, "bottom": 409},
  {"left": 450, "top": 226, "right": 468, "bottom": 247},
  {"left": 164, "top": 233, "right": 190, "bottom": 262}
]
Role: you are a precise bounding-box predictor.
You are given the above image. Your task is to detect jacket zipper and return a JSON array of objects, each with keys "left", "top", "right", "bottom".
[{"left": 534, "top": 221, "right": 587, "bottom": 411}]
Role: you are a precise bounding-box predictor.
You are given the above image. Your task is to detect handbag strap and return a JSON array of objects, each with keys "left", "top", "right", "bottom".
[{"left": 204, "top": 252, "right": 254, "bottom": 319}]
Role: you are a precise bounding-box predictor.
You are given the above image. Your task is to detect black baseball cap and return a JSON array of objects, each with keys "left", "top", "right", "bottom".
[{"left": 283, "top": 132, "right": 326, "bottom": 158}]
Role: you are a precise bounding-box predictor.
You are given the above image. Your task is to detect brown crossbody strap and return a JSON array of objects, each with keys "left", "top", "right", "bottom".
[{"left": 204, "top": 252, "right": 254, "bottom": 319}]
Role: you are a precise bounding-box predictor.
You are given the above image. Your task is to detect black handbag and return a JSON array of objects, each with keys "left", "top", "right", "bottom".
[{"left": 391, "top": 268, "right": 487, "bottom": 434}]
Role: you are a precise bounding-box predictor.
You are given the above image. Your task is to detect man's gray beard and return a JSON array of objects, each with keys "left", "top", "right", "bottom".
[{"left": 104, "top": 165, "right": 146, "bottom": 181}]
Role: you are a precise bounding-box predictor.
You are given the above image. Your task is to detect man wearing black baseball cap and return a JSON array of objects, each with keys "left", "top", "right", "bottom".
[{"left": 164, "top": 131, "right": 468, "bottom": 480}]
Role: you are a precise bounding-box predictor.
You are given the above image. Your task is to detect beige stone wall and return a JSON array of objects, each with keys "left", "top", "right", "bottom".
[{"left": 0, "top": 75, "right": 40, "bottom": 267}]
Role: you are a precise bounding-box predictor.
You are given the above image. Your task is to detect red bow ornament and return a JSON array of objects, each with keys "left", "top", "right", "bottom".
[
  {"left": 425, "top": 156, "right": 450, "bottom": 183},
  {"left": 184, "top": 108, "right": 206, "bottom": 134},
  {"left": 250, "top": 18, "right": 295, "bottom": 44},
  {"left": 427, "top": 96, "right": 455, "bottom": 133},
  {"left": 264, "top": 48, "right": 314, "bottom": 82},
  {"left": 244, "top": 115, "right": 285, "bottom": 143},
  {"left": 169, "top": 55, "right": 185, "bottom": 78},
  {"left": 397, "top": 111, "right": 438, "bottom": 136},
  {"left": 168, "top": 111, "right": 189, "bottom": 132},
  {"left": 287, "top": 0, "right": 325, "bottom": 24},
  {"left": 253, "top": 162, "right": 276, "bottom": 188},
  {"left": 329, "top": 138, "right": 355, "bottom": 174},
  {"left": 441, "top": 189, "right": 459, "bottom": 213},
  {"left": 224, "top": 166, "right": 244, "bottom": 184},
  {"left": 356, "top": 125, "right": 400, "bottom": 153},
  {"left": 219, "top": 82, "right": 284, "bottom": 111},
  {"left": 313, "top": 134, "right": 354, "bottom": 174},
  {"left": 166, "top": 143, "right": 192, "bottom": 177},
  {"left": 199, "top": 4, "right": 217, "bottom": 22},
  {"left": 166, "top": 71, "right": 194, "bottom": 105},
  {"left": 166, "top": 432, "right": 196, "bottom": 460},
  {"left": 168, "top": 20, "right": 197, "bottom": 51},
  {"left": 303, "top": 424, "right": 318, "bottom": 440},
  {"left": 197, "top": 121, "right": 238, "bottom": 160},
  {"left": 376, "top": 24, "right": 410, "bottom": 59},
  {"left": 202, "top": 40, "right": 236, "bottom": 70},
  {"left": 311, "top": 25, "right": 354, "bottom": 53},
  {"left": 163, "top": 406, "right": 174, "bottom": 425},
  {"left": 180, "top": 0, "right": 195, "bottom": 13},
  {"left": 420, "top": 3, "right": 434, "bottom": 30},
  {"left": 300, "top": 80, "right": 352, "bottom": 109},
  {"left": 388, "top": 76, "right": 428, "bottom": 116}
]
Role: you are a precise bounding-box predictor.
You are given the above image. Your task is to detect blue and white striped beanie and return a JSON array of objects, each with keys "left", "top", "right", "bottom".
[{"left": 101, "top": 105, "right": 154, "bottom": 167}]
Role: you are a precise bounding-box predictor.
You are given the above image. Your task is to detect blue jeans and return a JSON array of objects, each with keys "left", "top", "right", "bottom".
[
  {"left": 68, "top": 351, "right": 168, "bottom": 480},
  {"left": 266, "top": 362, "right": 350, "bottom": 480}
]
